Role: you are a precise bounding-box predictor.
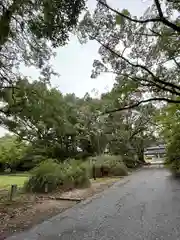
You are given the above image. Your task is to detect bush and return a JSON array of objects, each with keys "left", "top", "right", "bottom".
[
  {"left": 165, "top": 158, "right": 180, "bottom": 177},
  {"left": 123, "top": 155, "right": 137, "bottom": 168},
  {"left": 110, "top": 162, "right": 128, "bottom": 176},
  {"left": 24, "top": 159, "right": 90, "bottom": 193},
  {"left": 24, "top": 159, "right": 63, "bottom": 192},
  {"left": 165, "top": 132, "right": 180, "bottom": 177},
  {"left": 64, "top": 160, "right": 90, "bottom": 188},
  {"left": 89, "top": 155, "right": 128, "bottom": 178},
  {"left": 0, "top": 135, "right": 28, "bottom": 172}
]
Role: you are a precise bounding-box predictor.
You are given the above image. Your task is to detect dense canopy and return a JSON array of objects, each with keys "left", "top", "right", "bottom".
[
  {"left": 78, "top": 0, "right": 180, "bottom": 111},
  {"left": 0, "top": 0, "right": 179, "bottom": 174}
]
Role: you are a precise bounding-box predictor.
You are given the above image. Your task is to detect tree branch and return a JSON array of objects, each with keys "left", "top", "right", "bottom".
[
  {"left": 97, "top": 0, "right": 180, "bottom": 33},
  {"left": 173, "top": 57, "right": 180, "bottom": 69},
  {"left": 119, "top": 73, "right": 180, "bottom": 96},
  {"left": 104, "top": 98, "right": 180, "bottom": 114},
  {"left": 98, "top": 0, "right": 160, "bottom": 24},
  {"left": 154, "top": 0, "right": 164, "bottom": 18},
  {"left": 129, "top": 124, "right": 147, "bottom": 141},
  {"left": 94, "top": 36, "right": 180, "bottom": 94}
]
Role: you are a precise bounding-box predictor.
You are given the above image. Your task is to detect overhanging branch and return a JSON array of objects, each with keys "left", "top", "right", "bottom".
[
  {"left": 119, "top": 73, "right": 180, "bottom": 96},
  {"left": 104, "top": 98, "right": 180, "bottom": 114},
  {"left": 98, "top": 0, "right": 180, "bottom": 33},
  {"left": 98, "top": 0, "right": 160, "bottom": 24},
  {"left": 93, "top": 36, "right": 180, "bottom": 94}
]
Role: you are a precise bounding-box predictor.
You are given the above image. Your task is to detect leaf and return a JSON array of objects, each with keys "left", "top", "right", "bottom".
[
  {"left": 116, "top": 15, "right": 122, "bottom": 25},
  {"left": 121, "top": 9, "right": 130, "bottom": 16},
  {"left": 116, "top": 9, "right": 130, "bottom": 25}
]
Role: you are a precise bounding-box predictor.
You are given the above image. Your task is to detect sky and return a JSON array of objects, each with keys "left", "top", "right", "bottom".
[{"left": 0, "top": 0, "right": 152, "bottom": 136}]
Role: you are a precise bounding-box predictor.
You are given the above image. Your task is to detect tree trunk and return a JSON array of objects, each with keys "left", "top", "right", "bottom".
[{"left": 138, "top": 148, "right": 145, "bottom": 163}]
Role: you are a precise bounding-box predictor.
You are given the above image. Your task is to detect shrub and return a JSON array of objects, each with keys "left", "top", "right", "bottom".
[
  {"left": 64, "top": 160, "right": 90, "bottom": 188},
  {"left": 24, "top": 159, "right": 90, "bottom": 193},
  {"left": 110, "top": 162, "right": 128, "bottom": 176},
  {"left": 165, "top": 158, "right": 180, "bottom": 177},
  {"left": 91, "top": 154, "right": 123, "bottom": 165},
  {"left": 165, "top": 132, "right": 180, "bottom": 177},
  {"left": 89, "top": 154, "right": 128, "bottom": 178},
  {"left": 123, "top": 155, "right": 137, "bottom": 168},
  {"left": 24, "top": 159, "right": 63, "bottom": 193}
]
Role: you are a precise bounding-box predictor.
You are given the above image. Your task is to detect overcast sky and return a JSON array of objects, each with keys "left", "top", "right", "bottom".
[{"left": 1, "top": 0, "right": 152, "bottom": 136}]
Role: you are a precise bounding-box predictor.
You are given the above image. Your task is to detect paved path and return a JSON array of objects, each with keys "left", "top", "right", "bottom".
[{"left": 6, "top": 168, "right": 180, "bottom": 240}]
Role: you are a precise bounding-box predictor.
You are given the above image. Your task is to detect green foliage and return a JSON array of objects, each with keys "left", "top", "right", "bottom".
[
  {"left": 3, "top": 80, "right": 110, "bottom": 161},
  {"left": 0, "top": 78, "right": 157, "bottom": 170},
  {"left": 164, "top": 127, "right": 180, "bottom": 176},
  {"left": 158, "top": 103, "right": 180, "bottom": 176},
  {"left": 116, "top": 9, "right": 130, "bottom": 25},
  {"left": 0, "top": 77, "right": 158, "bottom": 172},
  {"left": 110, "top": 162, "right": 128, "bottom": 176},
  {"left": 90, "top": 155, "right": 128, "bottom": 178},
  {"left": 0, "top": 0, "right": 85, "bottom": 95},
  {"left": 78, "top": 1, "right": 180, "bottom": 106},
  {"left": 123, "top": 155, "right": 137, "bottom": 169},
  {"left": 101, "top": 96, "right": 157, "bottom": 165},
  {"left": 116, "top": 15, "right": 123, "bottom": 25},
  {"left": 0, "top": 135, "right": 27, "bottom": 171},
  {"left": 0, "top": 0, "right": 163, "bottom": 177},
  {"left": 64, "top": 160, "right": 91, "bottom": 189},
  {"left": 24, "top": 159, "right": 90, "bottom": 193},
  {"left": 0, "top": 0, "right": 86, "bottom": 140},
  {"left": 25, "top": 160, "right": 64, "bottom": 193}
]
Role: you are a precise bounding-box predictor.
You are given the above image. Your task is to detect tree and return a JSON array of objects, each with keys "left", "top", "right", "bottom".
[
  {"left": 1, "top": 80, "right": 108, "bottom": 160},
  {"left": 0, "top": 0, "right": 86, "bottom": 122},
  {"left": 0, "top": 0, "right": 85, "bottom": 74},
  {"left": 101, "top": 88, "right": 157, "bottom": 165},
  {"left": 157, "top": 102, "right": 180, "bottom": 175},
  {"left": 2, "top": 79, "right": 80, "bottom": 160},
  {"left": 0, "top": 77, "right": 156, "bottom": 167},
  {"left": 0, "top": 134, "right": 27, "bottom": 171},
  {"left": 78, "top": 0, "right": 180, "bottom": 111},
  {"left": 76, "top": 94, "right": 108, "bottom": 156}
]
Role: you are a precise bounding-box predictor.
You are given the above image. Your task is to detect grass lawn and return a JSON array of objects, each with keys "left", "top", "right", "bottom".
[{"left": 0, "top": 173, "right": 29, "bottom": 190}]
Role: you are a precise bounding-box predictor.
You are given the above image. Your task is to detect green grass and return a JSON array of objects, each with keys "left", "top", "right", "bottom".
[{"left": 0, "top": 173, "right": 29, "bottom": 190}]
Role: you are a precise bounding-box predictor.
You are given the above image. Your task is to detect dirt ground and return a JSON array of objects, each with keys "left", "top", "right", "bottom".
[{"left": 0, "top": 178, "right": 120, "bottom": 239}]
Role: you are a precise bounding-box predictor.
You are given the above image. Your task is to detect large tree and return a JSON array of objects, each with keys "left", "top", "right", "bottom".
[
  {"left": 0, "top": 0, "right": 85, "bottom": 136},
  {"left": 1, "top": 77, "right": 156, "bottom": 165},
  {"left": 1, "top": 80, "right": 108, "bottom": 160},
  {"left": 77, "top": 94, "right": 108, "bottom": 156},
  {"left": 3, "top": 79, "right": 80, "bottom": 159},
  {"left": 101, "top": 87, "right": 157, "bottom": 164},
  {"left": 78, "top": 0, "right": 180, "bottom": 111},
  {"left": 0, "top": 0, "right": 86, "bottom": 119}
]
